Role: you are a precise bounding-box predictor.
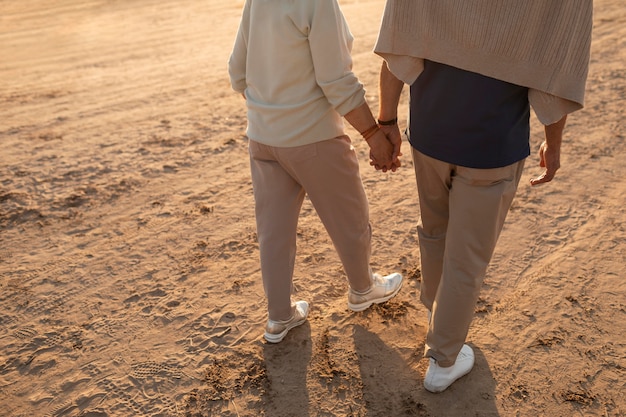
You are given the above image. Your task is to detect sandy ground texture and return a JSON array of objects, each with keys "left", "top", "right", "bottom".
[{"left": 1, "top": 1, "right": 625, "bottom": 416}]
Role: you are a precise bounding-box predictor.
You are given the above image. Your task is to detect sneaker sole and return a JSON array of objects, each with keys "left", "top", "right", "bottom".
[
  {"left": 263, "top": 318, "right": 307, "bottom": 343},
  {"left": 347, "top": 281, "right": 403, "bottom": 312}
]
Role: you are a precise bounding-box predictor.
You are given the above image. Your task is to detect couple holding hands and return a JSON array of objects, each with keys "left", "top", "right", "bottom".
[{"left": 228, "top": 0, "right": 591, "bottom": 393}]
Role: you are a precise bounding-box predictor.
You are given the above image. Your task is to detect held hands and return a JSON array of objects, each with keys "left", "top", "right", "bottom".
[{"left": 367, "top": 124, "right": 402, "bottom": 172}]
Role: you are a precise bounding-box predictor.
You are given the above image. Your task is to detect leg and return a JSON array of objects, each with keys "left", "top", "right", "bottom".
[
  {"left": 280, "top": 136, "right": 373, "bottom": 292},
  {"left": 426, "top": 159, "right": 525, "bottom": 366},
  {"left": 411, "top": 149, "right": 453, "bottom": 311},
  {"left": 249, "top": 140, "right": 305, "bottom": 321}
]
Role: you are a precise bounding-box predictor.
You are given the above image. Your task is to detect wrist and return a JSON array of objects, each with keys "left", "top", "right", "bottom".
[
  {"left": 360, "top": 123, "right": 381, "bottom": 142},
  {"left": 377, "top": 117, "right": 397, "bottom": 126}
]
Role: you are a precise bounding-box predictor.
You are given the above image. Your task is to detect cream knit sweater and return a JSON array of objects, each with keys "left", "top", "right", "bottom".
[
  {"left": 229, "top": 0, "right": 365, "bottom": 147},
  {"left": 374, "top": 0, "right": 593, "bottom": 125}
]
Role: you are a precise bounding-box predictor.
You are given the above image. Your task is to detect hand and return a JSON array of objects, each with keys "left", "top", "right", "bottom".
[
  {"left": 530, "top": 140, "right": 560, "bottom": 186},
  {"left": 370, "top": 125, "right": 402, "bottom": 172},
  {"left": 531, "top": 115, "right": 566, "bottom": 186},
  {"left": 367, "top": 129, "right": 398, "bottom": 172},
  {"left": 379, "top": 124, "right": 402, "bottom": 164}
]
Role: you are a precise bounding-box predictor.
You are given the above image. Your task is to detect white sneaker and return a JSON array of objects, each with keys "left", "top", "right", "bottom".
[
  {"left": 347, "top": 273, "right": 403, "bottom": 312},
  {"left": 263, "top": 300, "right": 309, "bottom": 343},
  {"left": 424, "top": 344, "right": 475, "bottom": 393}
]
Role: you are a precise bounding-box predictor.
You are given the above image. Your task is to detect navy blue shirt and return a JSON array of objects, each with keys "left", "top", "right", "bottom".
[{"left": 408, "top": 60, "right": 530, "bottom": 169}]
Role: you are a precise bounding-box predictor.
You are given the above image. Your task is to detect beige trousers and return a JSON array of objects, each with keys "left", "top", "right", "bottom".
[
  {"left": 249, "top": 136, "right": 373, "bottom": 321},
  {"left": 412, "top": 148, "right": 525, "bottom": 366}
]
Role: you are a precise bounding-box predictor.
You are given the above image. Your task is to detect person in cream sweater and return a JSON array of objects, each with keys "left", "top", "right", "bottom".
[{"left": 228, "top": 0, "right": 403, "bottom": 344}]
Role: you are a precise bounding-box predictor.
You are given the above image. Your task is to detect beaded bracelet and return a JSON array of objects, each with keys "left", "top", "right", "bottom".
[{"left": 361, "top": 124, "right": 380, "bottom": 141}]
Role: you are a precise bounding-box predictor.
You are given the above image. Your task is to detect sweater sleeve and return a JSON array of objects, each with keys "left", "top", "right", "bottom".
[
  {"left": 228, "top": 0, "right": 250, "bottom": 94},
  {"left": 529, "top": 89, "right": 581, "bottom": 126},
  {"left": 307, "top": 0, "right": 365, "bottom": 116}
]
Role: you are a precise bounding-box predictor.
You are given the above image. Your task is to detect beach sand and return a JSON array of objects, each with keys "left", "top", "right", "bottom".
[{"left": 1, "top": 1, "right": 624, "bottom": 416}]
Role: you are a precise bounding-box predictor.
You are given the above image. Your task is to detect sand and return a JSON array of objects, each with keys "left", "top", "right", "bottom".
[{"left": 1, "top": 1, "right": 624, "bottom": 416}]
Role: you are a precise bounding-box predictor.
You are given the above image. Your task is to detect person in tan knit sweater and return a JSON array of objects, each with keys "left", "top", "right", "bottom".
[{"left": 374, "top": 0, "right": 592, "bottom": 393}]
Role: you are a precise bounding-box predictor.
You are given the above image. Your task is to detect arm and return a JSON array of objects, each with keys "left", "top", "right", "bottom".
[
  {"left": 307, "top": 1, "right": 398, "bottom": 171},
  {"left": 530, "top": 115, "right": 567, "bottom": 186},
  {"left": 227, "top": 1, "right": 250, "bottom": 95},
  {"left": 376, "top": 61, "right": 406, "bottom": 167}
]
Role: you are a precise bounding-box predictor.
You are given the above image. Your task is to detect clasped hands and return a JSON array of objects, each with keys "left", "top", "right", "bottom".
[{"left": 367, "top": 124, "right": 403, "bottom": 172}]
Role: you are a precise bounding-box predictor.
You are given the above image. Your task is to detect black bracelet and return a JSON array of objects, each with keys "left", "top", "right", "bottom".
[{"left": 377, "top": 117, "right": 397, "bottom": 126}]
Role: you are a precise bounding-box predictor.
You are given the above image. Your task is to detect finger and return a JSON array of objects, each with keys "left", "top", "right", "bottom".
[
  {"left": 392, "top": 146, "right": 401, "bottom": 161},
  {"left": 529, "top": 174, "right": 546, "bottom": 186},
  {"left": 530, "top": 171, "right": 554, "bottom": 186},
  {"left": 538, "top": 149, "right": 546, "bottom": 168}
]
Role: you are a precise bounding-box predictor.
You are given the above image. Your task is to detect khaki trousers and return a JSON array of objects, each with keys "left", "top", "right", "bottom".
[
  {"left": 249, "top": 136, "right": 372, "bottom": 321},
  {"left": 412, "top": 149, "right": 525, "bottom": 366}
]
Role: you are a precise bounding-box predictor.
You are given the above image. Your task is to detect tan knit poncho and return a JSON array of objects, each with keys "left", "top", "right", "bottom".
[{"left": 374, "top": 0, "right": 593, "bottom": 125}]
